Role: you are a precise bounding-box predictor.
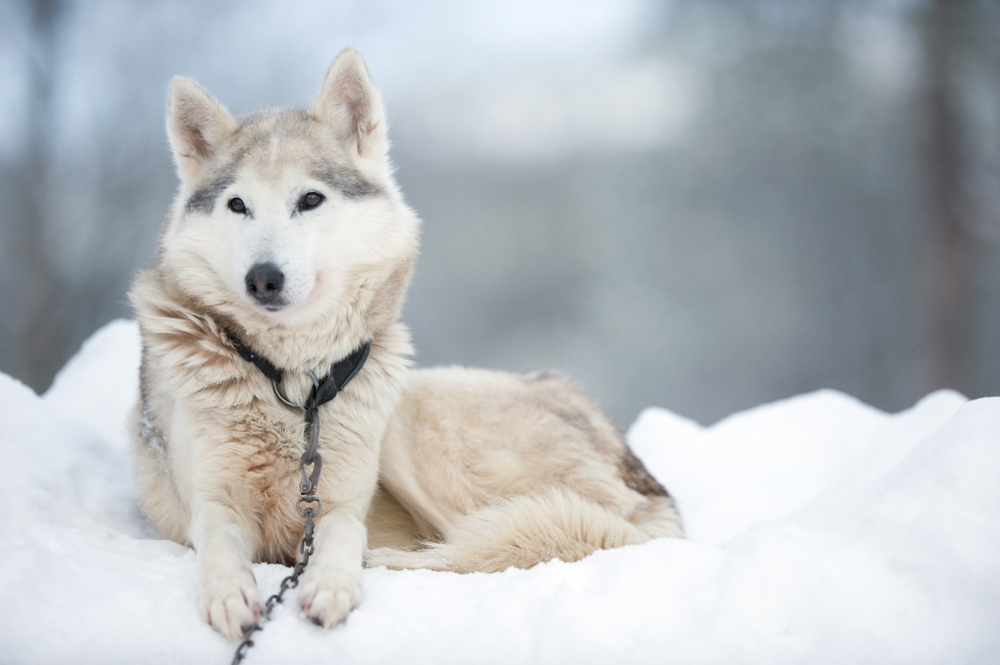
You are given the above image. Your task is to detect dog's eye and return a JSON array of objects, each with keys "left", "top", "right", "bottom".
[
  {"left": 228, "top": 197, "right": 246, "bottom": 214},
  {"left": 298, "top": 192, "right": 325, "bottom": 212}
]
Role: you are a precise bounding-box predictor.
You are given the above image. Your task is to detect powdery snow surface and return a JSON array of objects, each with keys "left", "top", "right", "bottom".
[{"left": 1, "top": 320, "right": 998, "bottom": 664}]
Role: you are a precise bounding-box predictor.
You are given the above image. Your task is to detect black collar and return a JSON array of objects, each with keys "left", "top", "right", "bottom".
[{"left": 226, "top": 330, "right": 371, "bottom": 410}]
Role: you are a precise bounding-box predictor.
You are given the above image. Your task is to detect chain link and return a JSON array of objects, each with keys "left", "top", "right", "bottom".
[{"left": 231, "top": 504, "right": 319, "bottom": 665}]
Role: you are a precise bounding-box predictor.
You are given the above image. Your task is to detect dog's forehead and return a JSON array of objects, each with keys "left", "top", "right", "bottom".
[
  {"left": 235, "top": 111, "right": 332, "bottom": 174},
  {"left": 184, "top": 110, "right": 381, "bottom": 215}
]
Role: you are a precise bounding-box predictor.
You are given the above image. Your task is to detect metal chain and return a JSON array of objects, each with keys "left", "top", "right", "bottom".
[
  {"left": 231, "top": 497, "right": 321, "bottom": 664},
  {"left": 231, "top": 372, "right": 324, "bottom": 665}
]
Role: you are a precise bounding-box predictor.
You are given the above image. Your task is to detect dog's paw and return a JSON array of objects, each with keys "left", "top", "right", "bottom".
[
  {"left": 198, "top": 566, "right": 263, "bottom": 641},
  {"left": 297, "top": 565, "right": 362, "bottom": 629}
]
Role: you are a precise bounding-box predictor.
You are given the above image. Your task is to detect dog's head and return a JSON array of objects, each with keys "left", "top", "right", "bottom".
[{"left": 159, "top": 49, "right": 419, "bottom": 339}]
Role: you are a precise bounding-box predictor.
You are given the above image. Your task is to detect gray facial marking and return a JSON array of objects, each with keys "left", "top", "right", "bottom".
[
  {"left": 313, "top": 161, "right": 382, "bottom": 199},
  {"left": 185, "top": 158, "right": 242, "bottom": 215}
]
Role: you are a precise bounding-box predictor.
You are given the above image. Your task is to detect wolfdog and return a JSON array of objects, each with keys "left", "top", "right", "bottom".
[{"left": 130, "top": 47, "right": 682, "bottom": 641}]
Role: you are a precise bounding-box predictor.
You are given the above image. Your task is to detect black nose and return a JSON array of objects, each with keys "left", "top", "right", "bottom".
[{"left": 245, "top": 262, "right": 285, "bottom": 305}]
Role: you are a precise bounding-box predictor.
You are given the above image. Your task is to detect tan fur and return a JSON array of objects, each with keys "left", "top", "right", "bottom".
[
  {"left": 133, "top": 48, "right": 683, "bottom": 641},
  {"left": 365, "top": 367, "right": 684, "bottom": 573}
]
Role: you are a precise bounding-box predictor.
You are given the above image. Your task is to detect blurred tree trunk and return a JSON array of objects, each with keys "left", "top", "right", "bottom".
[
  {"left": 11, "top": 0, "right": 63, "bottom": 391},
  {"left": 920, "top": 0, "right": 971, "bottom": 394}
]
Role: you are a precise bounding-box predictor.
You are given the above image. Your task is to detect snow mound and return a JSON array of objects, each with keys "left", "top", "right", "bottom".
[{"left": 1, "top": 320, "right": 998, "bottom": 664}]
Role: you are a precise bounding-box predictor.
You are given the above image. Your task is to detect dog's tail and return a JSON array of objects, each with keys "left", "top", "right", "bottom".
[{"left": 365, "top": 487, "right": 683, "bottom": 573}]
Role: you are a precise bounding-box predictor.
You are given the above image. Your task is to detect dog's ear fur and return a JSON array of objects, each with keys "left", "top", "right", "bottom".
[
  {"left": 166, "top": 77, "right": 237, "bottom": 185},
  {"left": 313, "top": 48, "right": 388, "bottom": 163}
]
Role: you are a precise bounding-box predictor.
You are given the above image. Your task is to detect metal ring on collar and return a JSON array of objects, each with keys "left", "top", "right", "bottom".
[
  {"left": 271, "top": 369, "right": 321, "bottom": 411},
  {"left": 272, "top": 377, "right": 302, "bottom": 410}
]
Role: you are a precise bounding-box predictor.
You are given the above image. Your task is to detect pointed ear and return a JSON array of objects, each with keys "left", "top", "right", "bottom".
[
  {"left": 166, "top": 76, "right": 237, "bottom": 185},
  {"left": 313, "top": 48, "right": 388, "bottom": 162}
]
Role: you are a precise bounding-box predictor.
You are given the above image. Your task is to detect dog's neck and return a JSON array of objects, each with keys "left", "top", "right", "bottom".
[
  {"left": 224, "top": 324, "right": 369, "bottom": 391},
  {"left": 209, "top": 304, "right": 380, "bottom": 408},
  {"left": 219, "top": 313, "right": 368, "bottom": 376}
]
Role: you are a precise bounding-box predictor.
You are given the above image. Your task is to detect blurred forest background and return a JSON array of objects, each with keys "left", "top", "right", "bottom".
[{"left": 1, "top": 0, "right": 998, "bottom": 426}]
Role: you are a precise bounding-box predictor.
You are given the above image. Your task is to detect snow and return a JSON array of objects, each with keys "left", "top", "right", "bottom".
[{"left": 1, "top": 320, "right": 998, "bottom": 664}]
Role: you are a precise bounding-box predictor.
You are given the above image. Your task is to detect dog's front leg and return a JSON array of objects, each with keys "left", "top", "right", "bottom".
[
  {"left": 191, "top": 500, "right": 263, "bottom": 640},
  {"left": 297, "top": 508, "right": 366, "bottom": 628}
]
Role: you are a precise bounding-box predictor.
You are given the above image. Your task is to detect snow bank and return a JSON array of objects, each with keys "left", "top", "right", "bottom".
[{"left": 1, "top": 320, "right": 998, "bottom": 664}]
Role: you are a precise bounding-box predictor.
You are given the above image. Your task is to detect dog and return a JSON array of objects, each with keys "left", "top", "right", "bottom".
[{"left": 129, "top": 47, "right": 682, "bottom": 642}]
